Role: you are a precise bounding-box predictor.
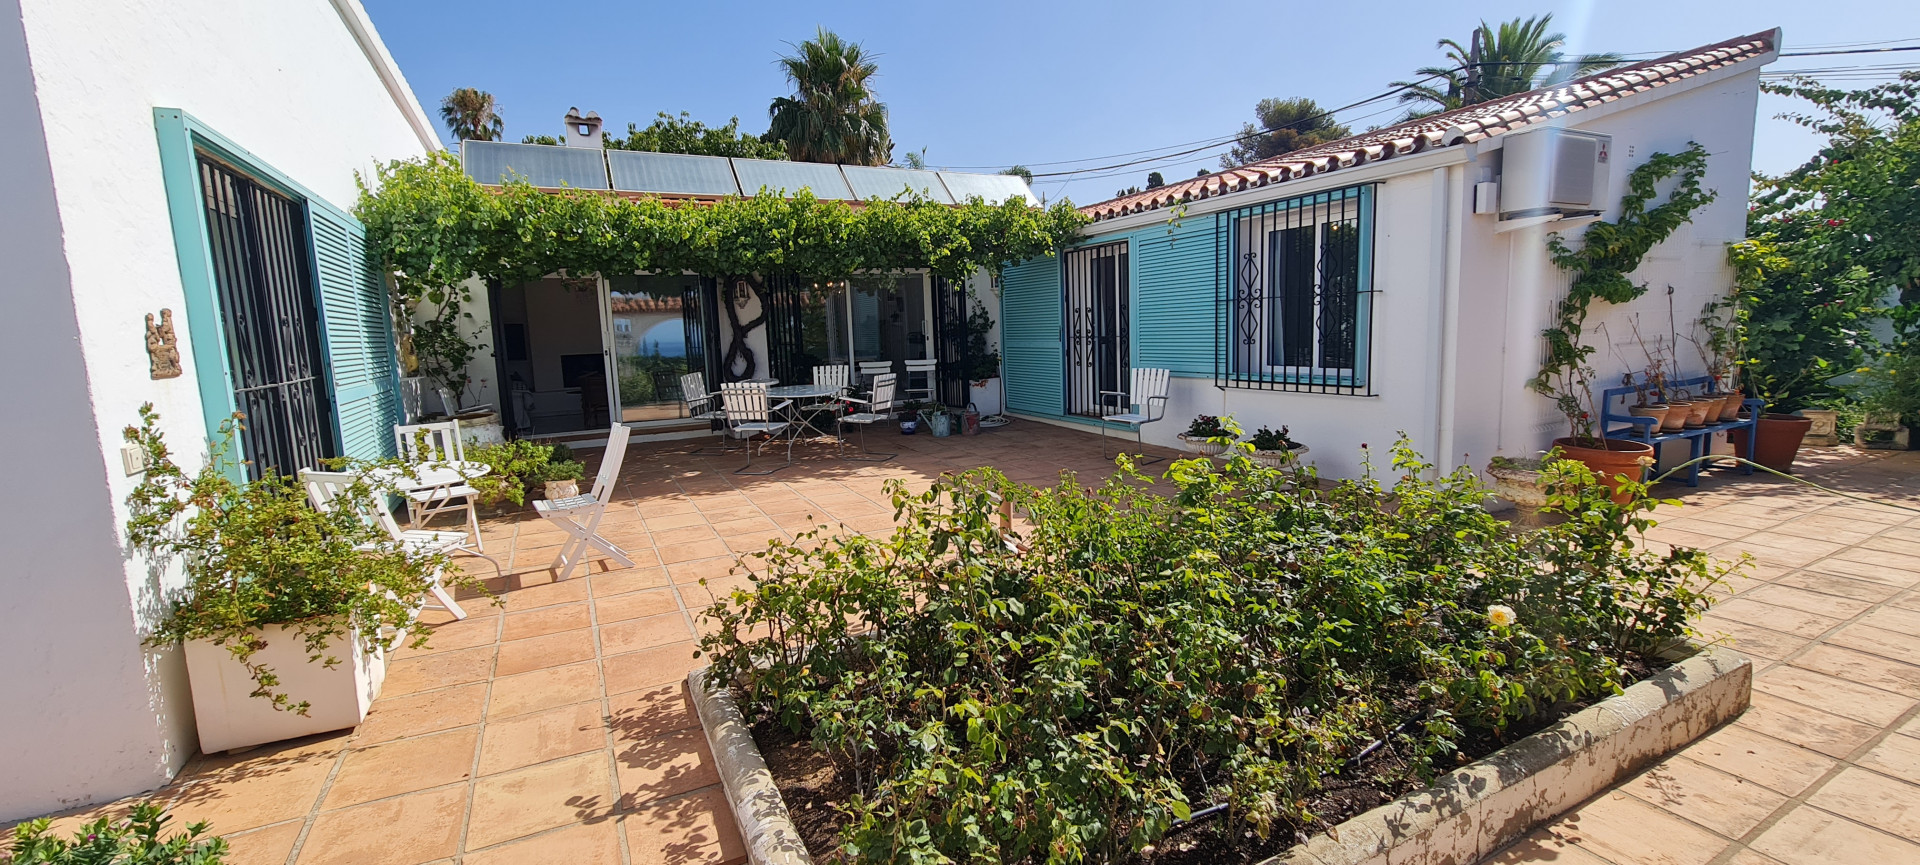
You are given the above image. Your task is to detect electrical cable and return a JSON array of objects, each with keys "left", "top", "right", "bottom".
[{"left": 1644, "top": 455, "right": 1920, "bottom": 515}]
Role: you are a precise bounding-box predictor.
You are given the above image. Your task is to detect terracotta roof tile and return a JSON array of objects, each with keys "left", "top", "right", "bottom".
[{"left": 1081, "top": 28, "right": 1777, "bottom": 221}]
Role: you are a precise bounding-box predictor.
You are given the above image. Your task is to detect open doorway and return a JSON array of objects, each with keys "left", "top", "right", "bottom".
[
  {"left": 849, "top": 274, "right": 931, "bottom": 380},
  {"left": 608, "top": 274, "right": 702, "bottom": 423},
  {"left": 495, "top": 278, "right": 612, "bottom": 436}
]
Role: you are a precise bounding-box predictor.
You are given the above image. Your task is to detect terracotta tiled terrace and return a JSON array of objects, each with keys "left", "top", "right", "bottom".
[{"left": 6, "top": 427, "right": 1918, "bottom": 865}]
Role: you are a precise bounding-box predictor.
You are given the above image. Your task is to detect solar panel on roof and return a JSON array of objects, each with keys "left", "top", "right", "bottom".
[
  {"left": 462, "top": 140, "right": 610, "bottom": 190},
  {"left": 840, "top": 166, "right": 954, "bottom": 204},
  {"left": 730, "top": 159, "right": 855, "bottom": 200},
  {"left": 936, "top": 172, "right": 1039, "bottom": 206},
  {"left": 607, "top": 150, "right": 741, "bottom": 197}
]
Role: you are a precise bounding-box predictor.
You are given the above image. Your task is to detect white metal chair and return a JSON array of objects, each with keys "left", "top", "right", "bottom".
[
  {"left": 1100, "top": 367, "right": 1171, "bottom": 464},
  {"left": 393, "top": 420, "right": 484, "bottom": 549},
  {"left": 806, "top": 365, "right": 851, "bottom": 414},
  {"left": 680, "top": 371, "right": 734, "bottom": 455},
  {"left": 719, "top": 382, "right": 795, "bottom": 475},
  {"left": 837, "top": 373, "right": 899, "bottom": 462},
  {"left": 904, "top": 359, "right": 939, "bottom": 404},
  {"left": 534, "top": 425, "right": 635, "bottom": 580},
  {"left": 857, "top": 360, "right": 893, "bottom": 391},
  {"left": 300, "top": 469, "right": 497, "bottom": 621}
]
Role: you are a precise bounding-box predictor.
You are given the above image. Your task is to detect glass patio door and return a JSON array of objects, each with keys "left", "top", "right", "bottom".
[
  {"left": 607, "top": 274, "right": 703, "bottom": 423},
  {"left": 848, "top": 274, "right": 930, "bottom": 381}
]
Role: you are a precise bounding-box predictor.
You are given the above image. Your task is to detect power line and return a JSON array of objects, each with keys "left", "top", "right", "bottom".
[{"left": 1779, "top": 45, "right": 1920, "bottom": 57}]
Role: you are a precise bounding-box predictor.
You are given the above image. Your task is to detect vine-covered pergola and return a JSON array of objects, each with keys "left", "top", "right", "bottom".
[{"left": 354, "top": 152, "right": 1088, "bottom": 383}]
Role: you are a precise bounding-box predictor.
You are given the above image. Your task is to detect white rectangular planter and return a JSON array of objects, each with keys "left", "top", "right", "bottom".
[
  {"left": 968, "top": 378, "right": 1003, "bottom": 416},
  {"left": 183, "top": 624, "right": 388, "bottom": 754}
]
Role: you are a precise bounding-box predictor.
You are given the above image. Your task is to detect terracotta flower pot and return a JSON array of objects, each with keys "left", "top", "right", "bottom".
[
  {"left": 1717, "top": 394, "right": 1742, "bottom": 422},
  {"left": 1750, "top": 413, "right": 1813, "bottom": 473},
  {"left": 1660, "top": 401, "right": 1692, "bottom": 432},
  {"left": 1628, "top": 404, "right": 1670, "bottom": 433},
  {"left": 1682, "top": 400, "right": 1712, "bottom": 428},
  {"left": 1553, "top": 437, "right": 1656, "bottom": 503}
]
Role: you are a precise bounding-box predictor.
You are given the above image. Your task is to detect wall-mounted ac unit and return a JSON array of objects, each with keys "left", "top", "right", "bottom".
[{"left": 1499, "top": 128, "right": 1611, "bottom": 220}]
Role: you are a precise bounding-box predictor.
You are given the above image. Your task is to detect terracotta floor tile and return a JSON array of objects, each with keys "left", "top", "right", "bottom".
[
  {"left": 297, "top": 784, "right": 465, "bottom": 865},
  {"left": 1829, "top": 546, "right": 1920, "bottom": 573},
  {"left": 1862, "top": 606, "right": 1920, "bottom": 636},
  {"left": 643, "top": 510, "right": 711, "bottom": 531},
  {"left": 599, "top": 613, "right": 695, "bottom": 655},
  {"left": 383, "top": 646, "right": 495, "bottom": 697},
  {"left": 593, "top": 588, "right": 681, "bottom": 623},
  {"left": 608, "top": 682, "right": 702, "bottom": 742},
  {"left": 1682, "top": 721, "right": 1838, "bottom": 795},
  {"left": 1709, "top": 598, "right": 1843, "bottom": 639},
  {"left": 665, "top": 556, "right": 739, "bottom": 585},
  {"left": 603, "top": 643, "right": 703, "bottom": 694},
  {"left": 488, "top": 662, "right": 603, "bottom": 720},
  {"left": 650, "top": 524, "right": 720, "bottom": 546},
  {"left": 1721, "top": 849, "right": 1790, "bottom": 865},
  {"left": 1737, "top": 693, "right": 1882, "bottom": 759},
  {"left": 1862, "top": 535, "right": 1920, "bottom": 557},
  {"left": 657, "top": 539, "right": 733, "bottom": 564},
  {"left": 221, "top": 819, "right": 304, "bottom": 865},
  {"left": 164, "top": 734, "right": 346, "bottom": 834},
  {"left": 1805, "top": 766, "right": 1920, "bottom": 842},
  {"left": 615, "top": 726, "right": 721, "bottom": 810},
  {"left": 1756, "top": 665, "right": 1917, "bottom": 725},
  {"left": 352, "top": 683, "right": 488, "bottom": 745},
  {"left": 495, "top": 629, "right": 597, "bottom": 677},
  {"left": 393, "top": 618, "right": 500, "bottom": 659},
  {"left": 462, "top": 821, "right": 623, "bottom": 865},
  {"left": 1696, "top": 617, "right": 1810, "bottom": 661},
  {"left": 1803, "top": 558, "right": 1920, "bottom": 587},
  {"left": 499, "top": 578, "right": 591, "bottom": 611},
  {"left": 622, "top": 786, "right": 746, "bottom": 865},
  {"left": 1789, "top": 644, "right": 1920, "bottom": 699},
  {"left": 465, "top": 752, "right": 613, "bottom": 851},
  {"left": 1485, "top": 830, "right": 1614, "bottom": 864},
  {"left": 590, "top": 567, "right": 673, "bottom": 596},
  {"left": 1549, "top": 790, "right": 1727, "bottom": 865},
  {"left": 477, "top": 701, "right": 607, "bottom": 776},
  {"left": 1750, "top": 804, "right": 1920, "bottom": 865},
  {"left": 1742, "top": 584, "right": 1875, "bottom": 620},
  {"left": 324, "top": 727, "right": 478, "bottom": 808},
  {"left": 500, "top": 603, "right": 592, "bottom": 641},
  {"left": 1858, "top": 731, "right": 1920, "bottom": 784},
  {"left": 1773, "top": 571, "right": 1903, "bottom": 603},
  {"left": 1624, "top": 755, "right": 1789, "bottom": 838}
]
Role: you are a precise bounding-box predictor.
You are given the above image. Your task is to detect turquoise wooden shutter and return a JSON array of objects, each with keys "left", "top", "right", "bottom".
[
  {"left": 308, "top": 207, "right": 401, "bottom": 460},
  {"left": 1132, "top": 220, "right": 1215, "bottom": 376},
  {"left": 1001, "top": 255, "right": 1064, "bottom": 417}
]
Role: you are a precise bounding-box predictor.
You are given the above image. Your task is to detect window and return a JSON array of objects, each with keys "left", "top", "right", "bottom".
[
  {"left": 1216, "top": 184, "right": 1375, "bottom": 394},
  {"left": 1063, "top": 241, "right": 1129, "bottom": 417}
]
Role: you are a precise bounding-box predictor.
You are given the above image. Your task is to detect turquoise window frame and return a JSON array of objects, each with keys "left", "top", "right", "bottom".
[{"left": 152, "top": 108, "right": 365, "bottom": 474}]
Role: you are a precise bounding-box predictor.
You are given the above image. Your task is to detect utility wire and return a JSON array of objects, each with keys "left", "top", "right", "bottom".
[{"left": 1779, "top": 45, "right": 1920, "bottom": 57}]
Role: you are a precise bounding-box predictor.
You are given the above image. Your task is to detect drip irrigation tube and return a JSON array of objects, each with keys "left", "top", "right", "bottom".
[{"left": 1647, "top": 455, "right": 1920, "bottom": 515}]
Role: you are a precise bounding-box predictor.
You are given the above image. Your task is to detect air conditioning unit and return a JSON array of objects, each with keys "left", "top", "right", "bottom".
[{"left": 1499, "top": 128, "right": 1611, "bottom": 220}]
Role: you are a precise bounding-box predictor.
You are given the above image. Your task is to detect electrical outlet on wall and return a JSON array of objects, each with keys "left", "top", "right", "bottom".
[{"left": 121, "top": 444, "right": 148, "bottom": 476}]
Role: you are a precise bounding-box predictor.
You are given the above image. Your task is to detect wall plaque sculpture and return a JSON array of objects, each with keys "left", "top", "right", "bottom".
[{"left": 147, "top": 308, "right": 182, "bottom": 379}]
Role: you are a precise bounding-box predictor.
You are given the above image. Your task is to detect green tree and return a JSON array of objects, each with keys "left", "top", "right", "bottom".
[
  {"left": 439, "top": 87, "right": 503, "bottom": 142},
  {"left": 999, "top": 165, "right": 1032, "bottom": 183},
  {"left": 520, "top": 134, "right": 561, "bottom": 146},
  {"left": 1220, "top": 97, "right": 1352, "bottom": 168},
  {"left": 608, "top": 112, "right": 787, "bottom": 159},
  {"left": 898, "top": 147, "right": 928, "bottom": 169},
  {"left": 1394, "top": 15, "right": 1621, "bottom": 117},
  {"left": 766, "top": 28, "right": 892, "bottom": 165},
  {"left": 1739, "top": 73, "right": 1920, "bottom": 415},
  {"left": 1145, "top": 171, "right": 1165, "bottom": 188}
]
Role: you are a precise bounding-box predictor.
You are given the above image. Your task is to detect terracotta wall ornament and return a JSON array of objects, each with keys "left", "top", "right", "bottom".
[{"left": 146, "top": 309, "right": 182, "bottom": 380}]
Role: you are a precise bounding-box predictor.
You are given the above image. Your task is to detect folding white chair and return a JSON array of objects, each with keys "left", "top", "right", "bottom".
[
  {"left": 680, "top": 371, "right": 734, "bottom": 455},
  {"left": 837, "top": 373, "right": 898, "bottom": 462},
  {"left": 300, "top": 469, "right": 496, "bottom": 621},
  {"left": 393, "top": 420, "right": 484, "bottom": 549},
  {"left": 904, "top": 359, "right": 939, "bottom": 404},
  {"left": 806, "top": 364, "right": 851, "bottom": 414},
  {"left": 534, "top": 425, "right": 636, "bottom": 581},
  {"left": 1100, "top": 367, "right": 1171, "bottom": 464},
  {"left": 719, "top": 382, "right": 794, "bottom": 475}
]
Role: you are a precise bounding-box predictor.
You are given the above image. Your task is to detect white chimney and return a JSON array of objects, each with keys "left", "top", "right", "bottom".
[{"left": 563, "top": 107, "right": 603, "bottom": 149}]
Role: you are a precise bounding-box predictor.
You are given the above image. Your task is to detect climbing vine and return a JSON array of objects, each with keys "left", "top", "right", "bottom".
[
  {"left": 1531, "top": 142, "right": 1715, "bottom": 443},
  {"left": 354, "top": 151, "right": 1087, "bottom": 305}
]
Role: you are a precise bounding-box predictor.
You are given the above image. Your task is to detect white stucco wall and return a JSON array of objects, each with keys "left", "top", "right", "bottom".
[{"left": 1, "top": 0, "right": 433, "bottom": 821}]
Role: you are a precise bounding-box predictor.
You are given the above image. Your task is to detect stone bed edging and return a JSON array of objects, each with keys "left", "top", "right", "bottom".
[{"left": 691, "top": 646, "right": 1752, "bottom": 865}]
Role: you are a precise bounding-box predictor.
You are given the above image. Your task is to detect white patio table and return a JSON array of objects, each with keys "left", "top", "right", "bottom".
[
  {"left": 767, "top": 383, "right": 844, "bottom": 445},
  {"left": 363, "top": 460, "right": 492, "bottom": 531}
]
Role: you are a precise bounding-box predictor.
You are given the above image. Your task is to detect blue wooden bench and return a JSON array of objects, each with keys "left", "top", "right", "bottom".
[{"left": 1599, "top": 374, "right": 1764, "bottom": 487}]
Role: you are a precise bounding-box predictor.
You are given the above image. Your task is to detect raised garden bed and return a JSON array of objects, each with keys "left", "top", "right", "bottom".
[
  {"left": 694, "top": 645, "right": 1749, "bottom": 865},
  {"left": 690, "top": 448, "right": 1741, "bottom": 865}
]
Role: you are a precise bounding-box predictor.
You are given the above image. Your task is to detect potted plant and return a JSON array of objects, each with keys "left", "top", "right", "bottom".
[
  {"left": 1531, "top": 360, "right": 1654, "bottom": 503},
  {"left": 464, "top": 439, "right": 566, "bottom": 508},
  {"left": 1485, "top": 453, "right": 1563, "bottom": 509},
  {"left": 538, "top": 451, "right": 586, "bottom": 499},
  {"left": 1624, "top": 372, "right": 1671, "bottom": 433},
  {"left": 1177, "top": 415, "right": 1237, "bottom": 457},
  {"left": 1244, "top": 425, "right": 1307, "bottom": 467},
  {"left": 963, "top": 301, "right": 1004, "bottom": 417},
  {"left": 898, "top": 401, "right": 925, "bottom": 435},
  {"left": 124, "top": 406, "right": 457, "bottom": 753}
]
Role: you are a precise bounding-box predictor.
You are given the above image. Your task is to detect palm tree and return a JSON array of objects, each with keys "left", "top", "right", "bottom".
[
  {"left": 440, "top": 88, "right": 503, "bottom": 142},
  {"left": 1393, "top": 15, "right": 1622, "bottom": 117},
  {"left": 766, "top": 28, "right": 892, "bottom": 165},
  {"left": 1221, "top": 97, "right": 1353, "bottom": 168}
]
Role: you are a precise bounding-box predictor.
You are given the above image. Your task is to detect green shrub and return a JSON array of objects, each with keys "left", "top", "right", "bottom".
[
  {"left": 464, "top": 439, "right": 562, "bottom": 506},
  {"left": 6, "top": 802, "right": 226, "bottom": 864},
  {"left": 698, "top": 441, "right": 1730, "bottom": 863}
]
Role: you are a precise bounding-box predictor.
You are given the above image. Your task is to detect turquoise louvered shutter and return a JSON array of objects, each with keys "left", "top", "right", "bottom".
[
  {"left": 1131, "top": 219, "right": 1215, "bottom": 376},
  {"left": 308, "top": 207, "right": 401, "bottom": 461},
  {"left": 1000, "top": 254, "right": 1064, "bottom": 417}
]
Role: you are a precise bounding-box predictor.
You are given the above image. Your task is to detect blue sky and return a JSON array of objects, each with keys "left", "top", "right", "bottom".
[{"left": 363, "top": 0, "right": 1919, "bottom": 206}]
